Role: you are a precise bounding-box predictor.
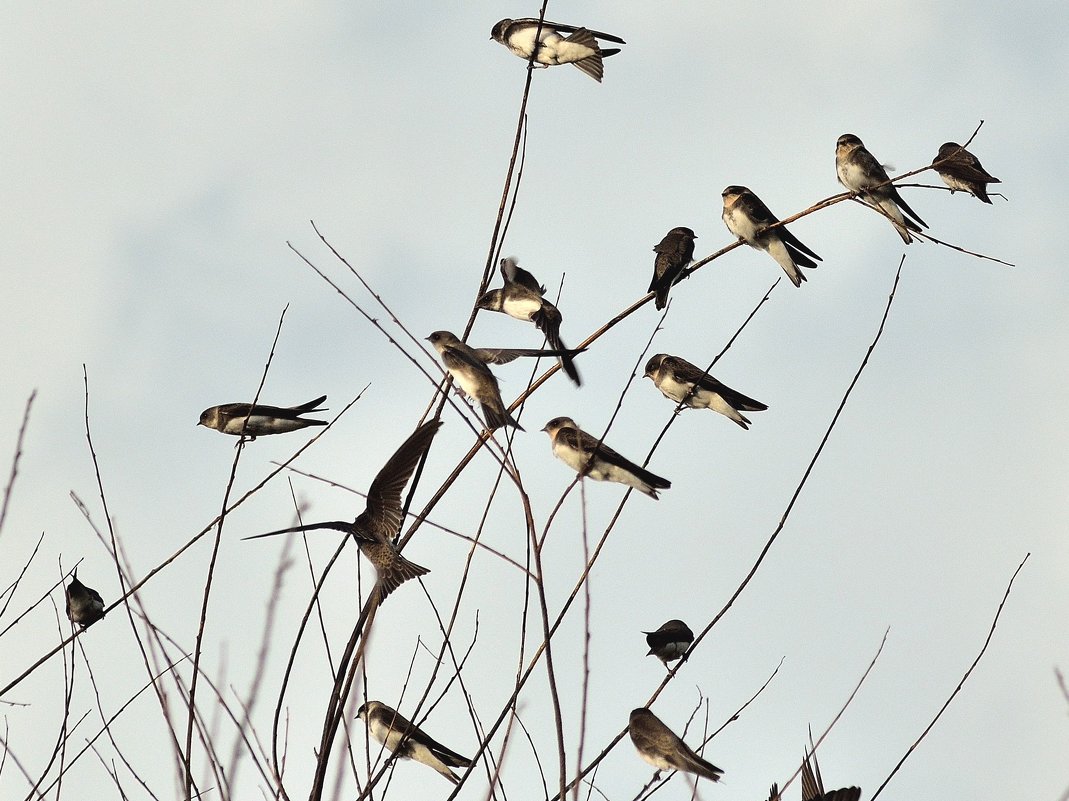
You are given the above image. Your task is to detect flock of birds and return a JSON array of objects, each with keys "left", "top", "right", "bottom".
[{"left": 62, "top": 14, "right": 1003, "bottom": 795}]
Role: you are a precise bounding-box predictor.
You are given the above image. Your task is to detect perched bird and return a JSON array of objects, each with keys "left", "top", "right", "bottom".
[
  {"left": 648, "top": 227, "right": 697, "bottom": 310},
  {"left": 244, "top": 421, "right": 442, "bottom": 601},
  {"left": 427, "top": 330, "right": 583, "bottom": 431},
  {"left": 801, "top": 748, "right": 861, "bottom": 801},
  {"left": 932, "top": 142, "right": 1001, "bottom": 204},
  {"left": 541, "top": 417, "right": 670, "bottom": 499},
  {"left": 628, "top": 708, "right": 724, "bottom": 782},
  {"left": 643, "top": 619, "right": 694, "bottom": 666},
  {"left": 836, "top": 133, "right": 927, "bottom": 244},
  {"left": 644, "top": 353, "right": 768, "bottom": 429},
  {"left": 476, "top": 258, "right": 583, "bottom": 385},
  {"left": 65, "top": 570, "right": 105, "bottom": 629},
  {"left": 491, "top": 18, "right": 625, "bottom": 82},
  {"left": 197, "top": 396, "right": 327, "bottom": 441},
  {"left": 357, "top": 701, "right": 472, "bottom": 785},
  {"left": 721, "top": 186, "right": 822, "bottom": 287}
]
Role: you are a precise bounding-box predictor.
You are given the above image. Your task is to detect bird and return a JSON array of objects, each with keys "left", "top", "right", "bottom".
[
  {"left": 490, "top": 18, "right": 625, "bottom": 83},
  {"left": 357, "top": 700, "right": 472, "bottom": 785},
  {"left": 932, "top": 142, "right": 1001, "bottom": 204},
  {"left": 801, "top": 747, "right": 861, "bottom": 801},
  {"left": 643, "top": 619, "right": 694, "bottom": 666},
  {"left": 628, "top": 708, "right": 724, "bottom": 782},
  {"left": 836, "top": 133, "right": 927, "bottom": 244},
  {"left": 644, "top": 353, "right": 768, "bottom": 429},
  {"left": 65, "top": 570, "right": 105, "bottom": 629},
  {"left": 476, "top": 258, "right": 583, "bottom": 385},
  {"left": 427, "top": 330, "right": 583, "bottom": 431},
  {"left": 721, "top": 185, "right": 822, "bottom": 287},
  {"left": 244, "top": 420, "right": 442, "bottom": 601},
  {"left": 197, "top": 396, "right": 328, "bottom": 441},
  {"left": 648, "top": 227, "right": 697, "bottom": 310},
  {"left": 541, "top": 417, "right": 670, "bottom": 499}
]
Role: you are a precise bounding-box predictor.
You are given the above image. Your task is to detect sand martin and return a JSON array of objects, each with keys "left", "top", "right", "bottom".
[
  {"left": 644, "top": 619, "right": 694, "bottom": 666},
  {"left": 476, "top": 258, "right": 583, "bottom": 385},
  {"left": 427, "top": 330, "right": 583, "bottom": 431},
  {"left": 628, "top": 708, "right": 724, "bottom": 782},
  {"left": 245, "top": 421, "right": 441, "bottom": 601},
  {"left": 721, "top": 186, "right": 822, "bottom": 287},
  {"left": 836, "top": 133, "right": 927, "bottom": 244},
  {"left": 649, "top": 227, "right": 697, "bottom": 310},
  {"left": 65, "top": 570, "right": 105, "bottom": 629},
  {"left": 491, "top": 18, "right": 625, "bottom": 83},
  {"left": 644, "top": 353, "right": 768, "bottom": 429},
  {"left": 541, "top": 417, "right": 670, "bottom": 499},
  {"left": 932, "top": 142, "right": 1001, "bottom": 204},
  {"left": 198, "top": 395, "right": 327, "bottom": 441},
  {"left": 801, "top": 748, "right": 861, "bottom": 801},
  {"left": 357, "top": 701, "right": 472, "bottom": 785}
]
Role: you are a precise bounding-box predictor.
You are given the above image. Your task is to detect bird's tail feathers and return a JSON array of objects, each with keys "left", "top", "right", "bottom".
[
  {"left": 377, "top": 555, "right": 430, "bottom": 601},
  {"left": 482, "top": 403, "right": 524, "bottom": 432}
]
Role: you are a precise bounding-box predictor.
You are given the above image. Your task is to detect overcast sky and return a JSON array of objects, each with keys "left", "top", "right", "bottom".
[{"left": 2, "top": 3, "right": 1067, "bottom": 800}]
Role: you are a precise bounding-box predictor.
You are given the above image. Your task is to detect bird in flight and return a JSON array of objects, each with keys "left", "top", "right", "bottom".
[{"left": 245, "top": 420, "right": 442, "bottom": 601}]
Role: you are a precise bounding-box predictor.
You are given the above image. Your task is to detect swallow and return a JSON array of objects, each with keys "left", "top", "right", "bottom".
[
  {"left": 836, "top": 133, "right": 927, "bottom": 244},
  {"left": 65, "top": 570, "right": 105, "bottom": 629},
  {"left": 244, "top": 421, "right": 441, "bottom": 601},
  {"left": 801, "top": 748, "right": 861, "bottom": 801},
  {"left": 541, "top": 417, "right": 670, "bottom": 499},
  {"left": 198, "top": 396, "right": 327, "bottom": 441},
  {"left": 628, "top": 708, "right": 724, "bottom": 782},
  {"left": 648, "top": 227, "right": 697, "bottom": 310},
  {"left": 476, "top": 258, "right": 582, "bottom": 385},
  {"left": 721, "top": 186, "right": 822, "bottom": 287},
  {"left": 932, "top": 142, "right": 1001, "bottom": 204},
  {"left": 357, "top": 701, "right": 472, "bottom": 785},
  {"left": 427, "top": 331, "right": 583, "bottom": 431},
  {"left": 643, "top": 619, "right": 694, "bottom": 666},
  {"left": 491, "top": 18, "right": 625, "bottom": 83},
  {"left": 644, "top": 353, "right": 768, "bottom": 429}
]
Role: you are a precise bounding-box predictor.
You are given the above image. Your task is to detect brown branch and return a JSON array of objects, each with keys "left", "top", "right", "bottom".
[
  {"left": 870, "top": 553, "right": 1029, "bottom": 800},
  {"left": 0, "top": 389, "right": 35, "bottom": 540}
]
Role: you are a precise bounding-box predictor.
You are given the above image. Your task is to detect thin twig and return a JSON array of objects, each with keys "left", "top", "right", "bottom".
[{"left": 870, "top": 554, "right": 1029, "bottom": 800}]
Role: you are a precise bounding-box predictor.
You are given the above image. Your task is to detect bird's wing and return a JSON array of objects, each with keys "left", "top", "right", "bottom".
[{"left": 364, "top": 421, "right": 443, "bottom": 541}]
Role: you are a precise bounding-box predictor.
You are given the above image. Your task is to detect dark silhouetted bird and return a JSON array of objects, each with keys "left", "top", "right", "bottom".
[
  {"left": 932, "top": 142, "right": 1001, "bottom": 204},
  {"left": 65, "top": 570, "right": 105, "bottom": 629},
  {"left": 649, "top": 227, "right": 697, "bottom": 310},
  {"left": 644, "top": 619, "right": 694, "bottom": 666}
]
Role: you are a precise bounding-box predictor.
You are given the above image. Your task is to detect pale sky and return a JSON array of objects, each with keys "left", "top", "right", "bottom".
[{"left": 2, "top": 3, "right": 1067, "bottom": 800}]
